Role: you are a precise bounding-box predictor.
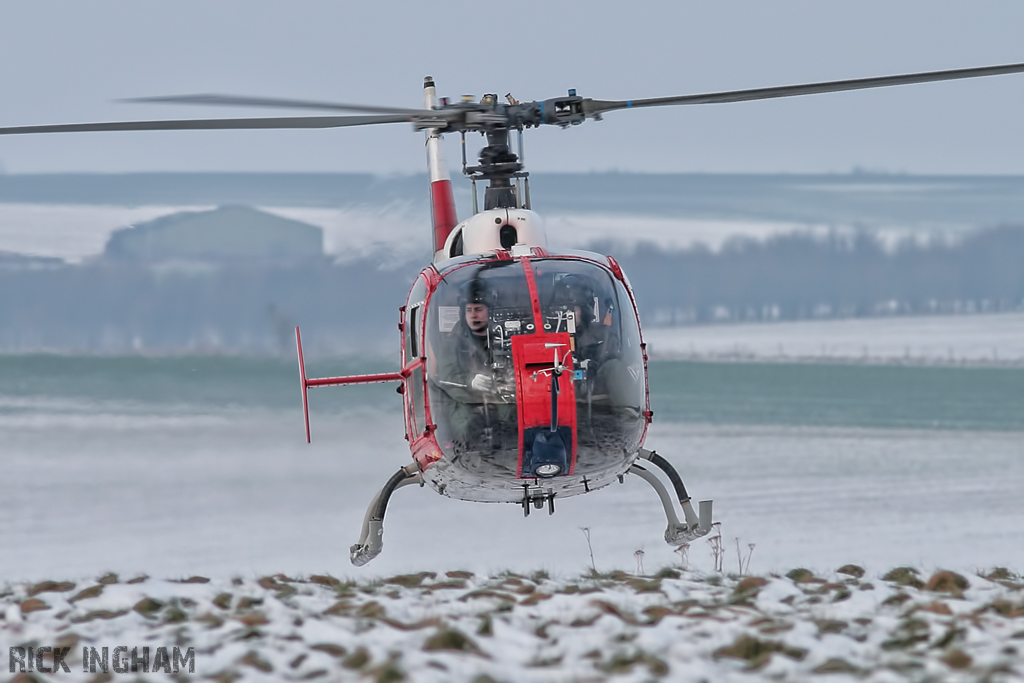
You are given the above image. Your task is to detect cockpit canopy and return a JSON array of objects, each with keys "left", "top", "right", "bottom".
[{"left": 414, "top": 254, "right": 646, "bottom": 496}]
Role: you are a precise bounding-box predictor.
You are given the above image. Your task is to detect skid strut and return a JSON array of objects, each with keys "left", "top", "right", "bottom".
[
  {"left": 632, "top": 448, "right": 713, "bottom": 545},
  {"left": 350, "top": 464, "right": 423, "bottom": 566}
]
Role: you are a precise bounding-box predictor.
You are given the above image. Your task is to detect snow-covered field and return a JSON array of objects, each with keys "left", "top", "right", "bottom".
[
  {"left": 1, "top": 364, "right": 1022, "bottom": 681},
  {"left": 3, "top": 567, "right": 1022, "bottom": 681},
  {"left": 645, "top": 313, "right": 1024, "bottom": 365}
]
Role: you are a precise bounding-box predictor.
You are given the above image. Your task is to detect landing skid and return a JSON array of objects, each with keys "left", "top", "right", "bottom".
[
  {"left": 349, "top": 452, "right": 711, "bottom": 566},
  {"left": 632, "top": 448, "right": 714, "bottom": 546},
  {"left": 350, "top": 464, "right": 422, "bottom": 567}
]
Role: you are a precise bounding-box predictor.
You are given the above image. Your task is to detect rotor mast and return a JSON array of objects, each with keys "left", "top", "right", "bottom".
[
  {"left": 450, "top": 90, "right": 578, "bottom": 211},
  {"left": 465, "top": 125, "right": 525, "bottom": 211}
]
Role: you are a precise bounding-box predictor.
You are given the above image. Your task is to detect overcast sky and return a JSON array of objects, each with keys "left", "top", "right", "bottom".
[{"left": 1, "top": 1, "right": 1023, "bottom": 175}]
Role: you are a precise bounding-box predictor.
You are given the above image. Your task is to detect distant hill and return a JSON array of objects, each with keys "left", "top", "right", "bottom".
[
  {"left": 3, "top": 172, "right": 1024, "bottom": 227},
  {"left": 0, "top": 172, "right": 418, "bottom": 208},
  {"left": 103, "top": 206, "right": 324, "bottom": 263},
  {"left": 0, "top": 251, "right": 64, "bottom": 269}
]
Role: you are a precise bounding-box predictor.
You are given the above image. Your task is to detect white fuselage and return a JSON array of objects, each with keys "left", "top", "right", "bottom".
[{"left": 441, "top": 208, "right": 548, "bottom": 261}]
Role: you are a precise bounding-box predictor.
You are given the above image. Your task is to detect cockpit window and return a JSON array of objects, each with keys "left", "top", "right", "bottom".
[
  {"left": 530, "top": 259, "right": 645, "bottom": 416},
  {"left": 426, "top": 262, "right": 530, "bottom": 463},
  {"left": 426, "top": 257, "right": 644, "bottom": 474},
  {"left": 427, "top": 261, "right": 533, "bottom": 379}
]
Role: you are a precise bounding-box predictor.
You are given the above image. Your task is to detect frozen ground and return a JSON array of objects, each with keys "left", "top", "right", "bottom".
[
  {"left": 2, "top": 358, "right": 1022, "bottom": 680},
  {"left": 3, "top": 567, "right": 1022, "bottom": 681},
  {"left": 645, "top": 312, "right": 1024, "bottom": 364}
]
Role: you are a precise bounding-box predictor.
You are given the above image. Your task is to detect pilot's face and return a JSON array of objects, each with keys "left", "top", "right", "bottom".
[{"left": 465, "top": 303, "right": 488, "bottom": 335}]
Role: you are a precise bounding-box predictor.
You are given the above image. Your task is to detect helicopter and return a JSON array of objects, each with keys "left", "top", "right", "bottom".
[{"left": 3, "top": 61, "right": 1023, "bottom": 566}]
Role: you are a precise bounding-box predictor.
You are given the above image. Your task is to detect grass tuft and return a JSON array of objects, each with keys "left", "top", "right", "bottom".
[
  {"left": 28, "top": 581, "right": 75, "bottom": 596},
  {"left": 941, "top": 648, "right": 973, "bottom": 670},
  {"left": 423, "top": 627, "right": 484, "bottom": 655},
  {"left": 133, "top": 597, "right": 165, "bottom": 617},
  {"left": 342, "top": 646, "right": 372, "bottom": 670},
  {"left": 309, "top": 574, "right": 341, "bottom": 588},
  {"left": 882, "top": 567, "right": 924, "bottom": 588},
  {"left": 924, "top": 570, "right": 969, "bottom": 597},
  {"left": 837, "top": 564, "right": 865, "bottom": 578},
  {"left": 383, "top": 572, "right": 437, "bottom": 588},
  {"left": 786, "top": 568, "right": 816, "bottom": 583},
  {"left": 69, "top": 585, "right": 103, "bottom": 603},
  {"left": 713, "top": 634, "right": 807, "bottom": 670},
  {"left": 814, "top": 658, "right": 861, "bottom": 674}
]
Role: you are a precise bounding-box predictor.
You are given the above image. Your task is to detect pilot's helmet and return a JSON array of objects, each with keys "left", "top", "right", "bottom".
[
  {"left": 552, "top": 274, "right": 597, "bottom": 320},
  {"left": 458, "top": 279, "right": 493, "bottom": 308}
]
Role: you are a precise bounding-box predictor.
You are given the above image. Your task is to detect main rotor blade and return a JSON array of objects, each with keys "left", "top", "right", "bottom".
[
  {"left": 122, "top": 93, "right": 440, "bottom": 117},
  {"left": 586, "top": 62, "right": 1024, "bottom": 115},
  {"left": 0, "top": 113, "right": 412, "bottom": 136}
]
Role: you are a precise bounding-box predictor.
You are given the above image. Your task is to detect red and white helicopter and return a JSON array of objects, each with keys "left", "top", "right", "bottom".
[{"left": 4, "top": 62, "right": 1023, "bottom": 565}]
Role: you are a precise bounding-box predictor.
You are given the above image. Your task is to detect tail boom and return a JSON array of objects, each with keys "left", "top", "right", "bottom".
[{"left": 294, "top": 326, "right": 403, "bottom": 443}]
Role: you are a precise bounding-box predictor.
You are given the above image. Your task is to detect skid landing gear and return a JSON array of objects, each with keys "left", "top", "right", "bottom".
[
  {"left": 350, "top": 464, "right": 422, "bottom": 566},
  {"left": 632, "top": 448, "right": 713, "bottom": 546}
]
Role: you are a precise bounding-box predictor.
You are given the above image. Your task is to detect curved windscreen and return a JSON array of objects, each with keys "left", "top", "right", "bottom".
[
  {"left": 426, "top": 261, "right": 529, "bottom": 468},
  {"left": 425, "top": 258, "right": 645, "bottom": 480},
  {"left": 530, "top": 258, "right": 645, "bottom": 413}
]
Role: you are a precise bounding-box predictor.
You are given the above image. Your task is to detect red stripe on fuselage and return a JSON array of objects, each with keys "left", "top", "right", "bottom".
[
  {"left": 512, "top": 333, "right": 578, "bottom": 477},
  {"left": 520, "top": 256, "right": 544, "bottom": 329},
  {"left": 515, "top": 258, "right": 578, "bottom": 477},
  {"left": 430, "top": 179, "right": 458, "bottom": 254}
]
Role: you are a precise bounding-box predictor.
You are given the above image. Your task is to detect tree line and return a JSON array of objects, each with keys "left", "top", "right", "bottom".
[
  {"left": 0, "top": 224, "right": 1021, "bottom": 354},
  {"left": 609, "top": 225, "right": 1024, "bottom": 325}
]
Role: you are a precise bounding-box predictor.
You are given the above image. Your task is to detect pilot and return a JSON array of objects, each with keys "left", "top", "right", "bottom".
[
  {"left": 436, "top": 279, "right": 514, "bottom": 449},
  {"left": 552, "top": 275, "right": 614, "bottom": 365},
  {"left": 437, "top": 279, "right": 493, "bottom": 402},
  {"left": 552, "top": 274, "right": 636, "bottom": 409}
]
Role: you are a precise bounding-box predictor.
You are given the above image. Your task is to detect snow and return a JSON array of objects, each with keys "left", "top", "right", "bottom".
[
  {"left": 2, "top": 568, "right": 1021, "bottom": 681},
  {"left": 644, "top": 312, "right": 1024, "bottom": 364}
]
